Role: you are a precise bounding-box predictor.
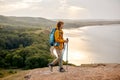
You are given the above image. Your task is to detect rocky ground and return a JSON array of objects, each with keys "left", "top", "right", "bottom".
[
  {"left": 1, "top": 64, "right": 120, "bottom": 80},
  {"left": 23, "top": 64, "right": 120, "bottom": 80}
]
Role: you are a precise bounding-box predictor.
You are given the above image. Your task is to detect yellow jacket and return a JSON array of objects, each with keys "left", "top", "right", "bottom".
[{"left": 54, "top": 26, "right": 65, "bottom": 50}]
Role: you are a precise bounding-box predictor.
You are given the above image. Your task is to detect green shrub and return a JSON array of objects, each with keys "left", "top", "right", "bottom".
[
  {"left": 25, "top": 55, "right": 49, "bottom": 69},
  {"left": 0, "top": 26, "right": 53, "bottom": 69},
  {"left": 12, "top": 55, "right": 24, "bottom": 68},
  {"left": 8, "top": 70, "right": 17, "bottom": 74}
]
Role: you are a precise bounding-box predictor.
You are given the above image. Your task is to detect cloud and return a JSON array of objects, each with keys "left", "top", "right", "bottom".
[
  {"left": 0, "top": 0, "right": 43, "bottom": 12},
  {"left": 0, "top": 2, "right": 30, "bottom": 12},
  {"left": 56, "top": 0, "right": 88, "bottom": 19},
  {"left": 23, "top": 0, "right": 42, "bottom": 3},
  {"left": 69, "top": 6, "right": 85, "bottom": 10},
  {"left": 67, "top": 6, "right": 87, "bottom": 19},
  {"left": 0, "top": 0, "right": 120, "bottom": 19},
  {"left": 66, "top": 0, "right": 120, "bottom": 19},
  {"left": 59, "top": 0, "right": 68, "bottom": 9},
  {"left": 55, "top": 0, "right": 88, "bottom": 19}
]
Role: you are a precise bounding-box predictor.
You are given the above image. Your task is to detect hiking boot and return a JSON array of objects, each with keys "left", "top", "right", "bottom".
[
  {"left": 48, "top": 63, "right": 53, "bottom": 72},
  {"left": 59, "top": 67, "right": 65, "bottom": 72}
]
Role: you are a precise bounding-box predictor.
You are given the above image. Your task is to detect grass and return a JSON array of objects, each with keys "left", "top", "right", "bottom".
[{"left": 0, "top": 68, "right": 29, "bottom": 80}]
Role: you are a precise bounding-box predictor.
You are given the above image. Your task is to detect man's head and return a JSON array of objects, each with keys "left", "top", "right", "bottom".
[{"left": 57, "top": 21, "right": 64, "bottom": 30}]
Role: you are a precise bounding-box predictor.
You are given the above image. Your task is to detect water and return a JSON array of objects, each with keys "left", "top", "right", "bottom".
[{"left": 63, "top": 24, "right": 120, "bottom": 66}]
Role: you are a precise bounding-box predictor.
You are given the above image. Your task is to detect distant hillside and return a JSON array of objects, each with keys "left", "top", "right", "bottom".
[
  {"left": 0, "top": 15, "right": 55, "bottom": 28},
  {"left": 54, "top": 19, "right": 120, "bottom": 28},
  {"left": 0, "top": 15, "right": 120, "bottom": 29},
  {"left": 0, "top": 15, "right": 77, "bottom": 29}
]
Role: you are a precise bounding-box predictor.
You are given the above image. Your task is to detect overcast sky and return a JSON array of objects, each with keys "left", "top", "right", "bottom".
[{"left": 0, "top": 0, "right": 120, "bottom": 19}]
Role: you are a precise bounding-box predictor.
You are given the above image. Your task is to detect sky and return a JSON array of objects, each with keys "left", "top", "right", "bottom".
[{"left": 0, "top": 0, "right": 120, "bottom": 19}]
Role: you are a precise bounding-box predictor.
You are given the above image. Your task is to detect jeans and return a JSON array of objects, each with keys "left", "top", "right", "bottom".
[{"left": 50, "top": 46, "right": 63, "bottom": 69}]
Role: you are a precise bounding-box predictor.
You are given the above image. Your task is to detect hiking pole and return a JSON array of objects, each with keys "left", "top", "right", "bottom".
[
  {"left": 66, "top": 38, "right": 69, "bottom": 71},
  {"left": 59, "top": 42, "right": 66, "bottom": 71}
]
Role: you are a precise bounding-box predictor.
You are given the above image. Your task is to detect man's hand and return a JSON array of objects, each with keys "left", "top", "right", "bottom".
[{"left": 65, "top": 38, "right": 69, "bottom": 43}]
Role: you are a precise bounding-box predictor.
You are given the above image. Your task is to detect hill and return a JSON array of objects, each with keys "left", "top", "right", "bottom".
[
  {"left": 54, "top": 19, "right": 120, "bottom": 28},
  {"left": 0, "top": 15, "right": 55, "bottom": 28},
  {"left": 1, "top": 64, "right": 120, "bottom": 80},
  {"left": 0, "top": 15, "right": 80, "bottom": 29},
  {"left": 1, "top": 15, "right": 120, "bottom": 29}
]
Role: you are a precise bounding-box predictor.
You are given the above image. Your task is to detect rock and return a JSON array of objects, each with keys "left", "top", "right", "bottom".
[{"left": 24, "top": 74, "right": 31, "bottom": 80}]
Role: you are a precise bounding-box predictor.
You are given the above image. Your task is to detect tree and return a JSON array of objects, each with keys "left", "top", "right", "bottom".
[
  {"left": 25, "top": 55, "right": 49, "bottom": 69},
  {"left": 12, "top": 54, "right": 24, "bottom": 68}
]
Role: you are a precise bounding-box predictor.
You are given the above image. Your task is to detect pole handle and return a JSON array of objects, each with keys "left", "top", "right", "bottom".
[{"left": 66, "top": 38, "right": 69, "bottom": 41}]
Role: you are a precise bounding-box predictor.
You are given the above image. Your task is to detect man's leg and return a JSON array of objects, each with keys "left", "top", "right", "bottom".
[
  {"left": 48, "top": 48, "right": 60, "bottom": 72},
  {"left": 58, "top": 49, "right": 65, "bottom": 72},
  {"left": 48, "top": 48, "right": 65, "bottom": 72},
  {"left": 51, "top": 48, "right": 60, "bottom": 65},
  {"left": 50, "top": 49, "right": 63, "bottom": 67},
  {"left": 50, "top": 46, "right": 55, "bottom": 57},
  {"left": 58, "top": 50, "right": 63, "bottom": 69},
  {"left": 48, "top": 46, "right": 56, "bottom": 71}
]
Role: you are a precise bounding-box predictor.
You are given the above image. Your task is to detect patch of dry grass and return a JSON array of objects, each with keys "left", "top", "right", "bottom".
[{"left": 0, "top": 69, "right": 29, "bottom": 80}]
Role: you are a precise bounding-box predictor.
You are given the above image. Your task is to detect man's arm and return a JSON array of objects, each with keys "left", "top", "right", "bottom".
[{"left": 55, "top": 30, "right": 65, "bottom": 43}]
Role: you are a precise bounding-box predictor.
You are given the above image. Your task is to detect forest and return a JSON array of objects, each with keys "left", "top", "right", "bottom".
[{"left": 0, "top": 24, "right": 54, "bottom": 69}]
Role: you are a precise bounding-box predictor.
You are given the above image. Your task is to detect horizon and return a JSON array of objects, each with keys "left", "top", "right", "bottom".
[{"left": 1, "top": 15, "right": 120, "bottom": 21}]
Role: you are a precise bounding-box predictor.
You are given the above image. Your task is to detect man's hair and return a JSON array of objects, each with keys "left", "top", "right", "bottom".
[{"left": 57, "top": 21, "right": 64, "bottom": 30}]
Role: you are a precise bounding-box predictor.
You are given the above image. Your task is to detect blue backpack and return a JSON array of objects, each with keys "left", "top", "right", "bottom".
[{"left": 49, "top": 28, "right": 59, "bottom": 46}]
